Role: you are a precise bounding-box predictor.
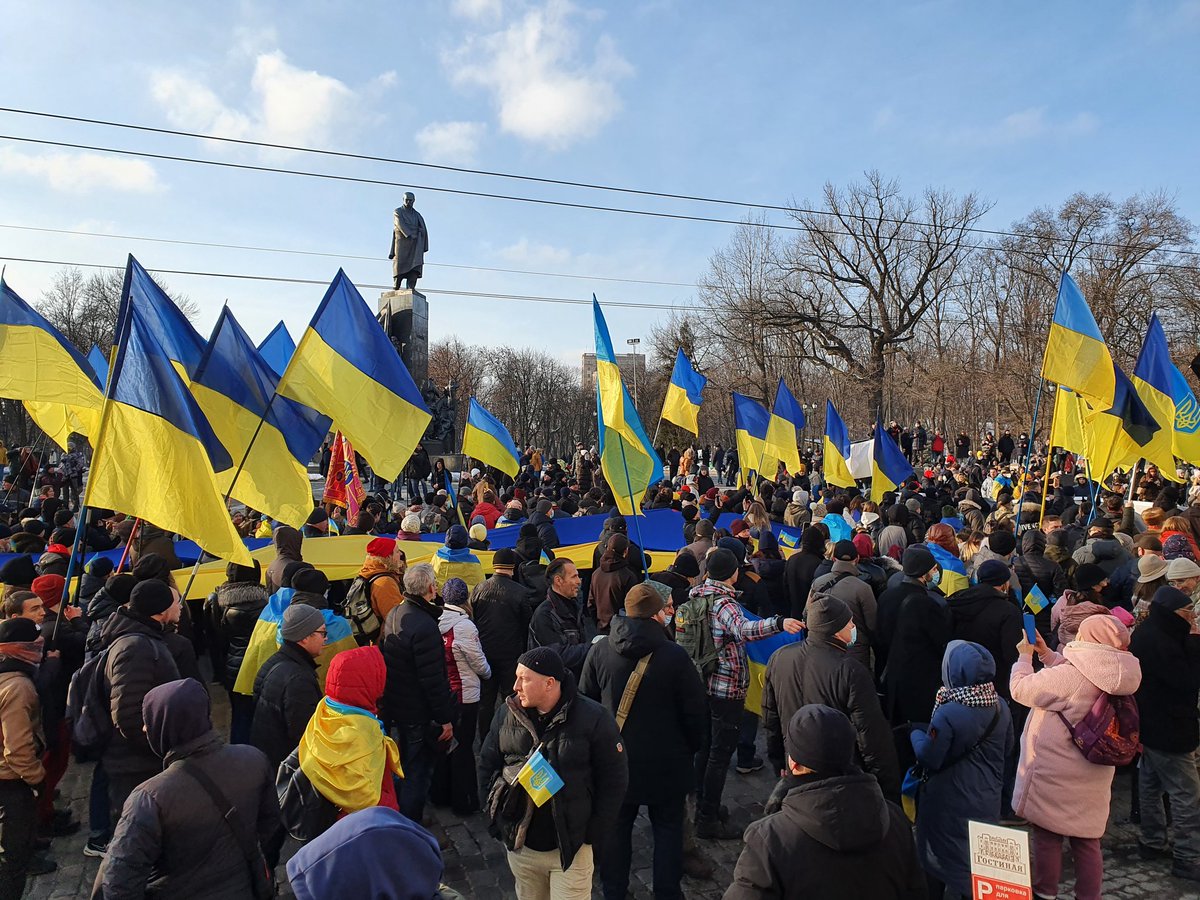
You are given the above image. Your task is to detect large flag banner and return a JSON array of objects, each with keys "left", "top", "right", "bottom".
[
  {"left": 763, "top": 379, "right": 804, "bottom": 475},
  {"left": 1133, "top": 313, "right": 1197, "bottom": 472},
  {"left": 85, "top": 261, "right": 251, "bottom": 564},
  {"left": 278, "top": 270, "right": 430, "bottom": 482},
  {"left": 1051, "top": 387, "right": 1090, "bottom": 458},
  {"left": 462, "top": 397, "right": 520, "bottom": 478},
  {"left": 258, "top": 321, "right": 296, "bottom": 378},
  {"left": 1084, "top": 361, "right": 1162, "bottom": 479},
  {"left": 1041, "top": 272, "right": 1115, "bottom": 410},
  {"left": 191, "top": 307, "right": 331, "bottom": 527},
  {"left": 660, "top": 348, "right": 707, "bottom": 435},
  {"left": 871, "top": 417, "right": 913, "bottom": 503},
  {"left": 124, "top": 256, "right": 207, "bottom": 378},
  {"left": 744, "top": 608, "right": 805, "bottom": 715},
  {"left": 322, "top": 431, "right": 366, "bottom": 516},
  {"left": 732, "top": 392, "right": 773, "bottom": 479},
  {"left": 88, "top": 344, "right": 109, "bottom": 389},
  {"left": 824, "top": 400, "right": 855, "bottom": 488},
  {"left": 0, "top": 277, "right": 104, "bottom": 448},
  {"left": 593, "top": 297, "right": 661, "bottom": 516}
]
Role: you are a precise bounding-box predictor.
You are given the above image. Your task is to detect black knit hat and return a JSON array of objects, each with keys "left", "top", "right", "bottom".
[
  {"left": 902, "top": 545, "right": 937, "bottom": 578},
  {"left": 517, "top": 646, "right": 566, "bottom": 681},
  {"left": 492, "top": 548, "right": 519, "bottom": 568},
  {"left": 130, "top": 580, "right": 175, "bottom": 617},
  {"left": 706, "top": 547, "right": 740, "bottom": 582},
  {"left": 671, "top": 551, "right": 700, "bottom": 578},
  {"left": 0, "top": 556, "right": 37, "bottom": 587},
  {"left": 785, "top": 704, "right": 857, "bottom": 775},
  {"left": 0, "top": 617, "right": 39, "bottom": 643}
]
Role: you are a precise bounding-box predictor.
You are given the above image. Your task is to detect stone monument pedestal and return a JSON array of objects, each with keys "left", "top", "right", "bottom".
[{"left": 377, "top": 289, "right": 428, "bottom": 388}]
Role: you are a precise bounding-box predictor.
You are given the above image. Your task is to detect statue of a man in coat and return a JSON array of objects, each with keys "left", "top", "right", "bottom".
[{"left": 389, "top": 192, "right": 429, "bottom": 290}]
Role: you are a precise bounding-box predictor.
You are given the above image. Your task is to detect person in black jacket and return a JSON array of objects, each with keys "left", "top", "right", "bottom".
[
  {"left": 528, "top": 559, "right": 596, "bottom": 680},
  {"left": 580, "top": 584, "right": 707, "bottom": 900},
  {"left": 478, "top": 647, "right": 628, "bottom": 898},
  {"left": 1013, "top": 530, "right": 1067, "bottom": 643},
  {"left": 249, "top": 604, "right": 326, "bottom": 770},
  {"left": 1129, "top": 586, "right": 1200, "bottom": 881},
  {"left": 203, "top": 559, "right": 269, "bottom": 745},
  {"left": 946, "top": 561, "right": 1021, "bottom": 702},
  {"left": 649, "top": 551, "right": 700, "bottom": 611},
  {"left": 762, "top": 595, "right": 899, "bottom": 801},
  {"left": 882, "top": 546, "right": 951, "bottom": 726},
  {"left": 784, "top": 526, "right": 828, "bottom": 618},
  {"left": 380, "top": 562, "right": 455, "bottom": 823},
  {"left": 528, "top": 499, "right": 561, "bottom": 550},
  {"left": 726, "top": 704, "right": 925, "bottom": 900},
  {"left": 471, "top": 548, "right": 539, "bottom": 737},
  {"left": 94, "top": 678, "right": 283, "bottom": 898}
]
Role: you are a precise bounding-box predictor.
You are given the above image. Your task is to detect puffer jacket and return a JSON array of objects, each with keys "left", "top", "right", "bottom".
[
  {"left": 1013, "top": 530, "right": 1067, "bottom": 642},
  {"left": 527, "top": 511, "right": 561, "bottom": 550},
  {"left": 250, "top": 641, "right": 322, "bottom": 769},
  {"left": 1072, "top": 537, "right": 1134, "bottom": 609},
  {"left": 477, "top": 672, "right": 628, "bottom": 872},
  {"left": 380, "top": 595, "right": 456, "bottom": 728},
  {"left": 439, "top": 604, "right": 491, "bottom": 704},
  {"left": 470, "top": 573, "right": 539, "bottom": 671},
  {"left": 0, "top": 663, "right": 45, "bottom": 784},
  {"left": 204, "top": 580, "right": 270, "bottom": 692}
]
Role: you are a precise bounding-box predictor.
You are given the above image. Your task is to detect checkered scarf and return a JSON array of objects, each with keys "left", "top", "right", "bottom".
[{"left": 931, "top": 681, "right": 998, "bottom": 716}]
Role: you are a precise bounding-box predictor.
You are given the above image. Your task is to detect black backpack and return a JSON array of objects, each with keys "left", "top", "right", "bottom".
[
  {"left": 342, "top": 572, "right": 393, "bottom": 646},
  {"left": 66, "top": 634, "right": 157, "bottom": 762}
]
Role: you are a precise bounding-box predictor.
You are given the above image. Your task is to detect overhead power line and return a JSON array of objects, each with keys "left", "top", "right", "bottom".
[{"left": 2, "top": 105, "right": 1198, "bottom": 261}]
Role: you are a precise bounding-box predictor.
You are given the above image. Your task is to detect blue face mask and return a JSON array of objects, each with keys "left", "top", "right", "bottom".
[
  {"left": 847, "top": 625, "right": 857, "bottom": 647},
  {"left": 930, "top": 569, "right": 942, "bottom": 586}
]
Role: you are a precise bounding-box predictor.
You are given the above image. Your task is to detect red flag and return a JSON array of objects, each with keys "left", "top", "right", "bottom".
[{"left": 321, "top": 431, "right": 365, "bottom": 517}]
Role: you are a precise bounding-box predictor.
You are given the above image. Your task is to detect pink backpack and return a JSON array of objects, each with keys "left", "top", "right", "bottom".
[{"left": 1058, "top": 692, "right": 1141, "bottom": 766}]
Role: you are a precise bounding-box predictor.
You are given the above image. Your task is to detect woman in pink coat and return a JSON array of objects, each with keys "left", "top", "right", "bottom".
[{"left": 1010, "top": 615, "right": 1141, "bottom": 900}]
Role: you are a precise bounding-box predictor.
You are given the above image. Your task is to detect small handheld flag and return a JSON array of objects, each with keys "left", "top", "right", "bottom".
[
  {"left": 1024, "top": 584, "right": 1050, "bottom": 615},
  {"left": 516, "top": 748, "right": 564, "bottom": 807}
]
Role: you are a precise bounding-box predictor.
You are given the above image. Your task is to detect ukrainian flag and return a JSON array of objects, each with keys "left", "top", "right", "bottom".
[
  {"left": 462, "top": 397, "right": 520, "bottom": 478},
  {"left": 824, "top": 400, "right": 855, "bottom": 488},
  {"left": 1041, "top": 272, "right": 1115, "bottom": 410},
  {"left": 0, "top": 278, "right": 104, "bottom": 446},
  {"left": 870, "top": 418, "right": 913, "bottom": 503},
  {"left": 660, "top": 348, "right": 706, "bottom": 435},
  {"left": 927, "top": 542, "right": 969, "bottom": 595},
  {"left": 278, "top": 270, "right": 431, "bottom": 482},
  {"left": 191, "top": 307, "right": 332, "bottom": 527},
  {"left": 84, "top": 261, "right": 251, "bottom": 564},
  {"left": 763, "top": 380, "right": 804, "bottom": 475},
  {"left": 88, "top": 345, "right": 109, "bottom": 388},
  {"left": 733, "top": 392, "right": 773, "bottom": 479},
  {"left": 233, "top": 587, "right": 356, "bottom": 693},
  {"left": 593, "top": 297, "right": 661, "bottom": 516},
  {"left": 516, "top": 748, "right": 564, "bottom": 807},
  {"left": 1133, "top": 313, "right": 1195, "bottom": 472},
  {"left": 743, "top": 609, "right": 804, "bottom": 716},
  {"left": 258, "top": 321, "right": 296, "bottom": 378},
  {"left": 125, "top": 256, "right": 207, "bottom": 378},
  {"left": 1051, "top": 386, "right": 1090, "bottom": 457},
  {"left": 1084, "top": 361, "right": 1162, "bottom": 480}
]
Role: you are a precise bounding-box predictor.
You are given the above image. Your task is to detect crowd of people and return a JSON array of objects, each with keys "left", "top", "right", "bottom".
[{"left": 1, "top": 423, "right": 1199, "bottom": 899}]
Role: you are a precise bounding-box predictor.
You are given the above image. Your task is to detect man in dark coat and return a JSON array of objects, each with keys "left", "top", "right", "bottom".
[
  {"left": 1013, "top": 530, "right": 1067, "bottom": 642},
  {"left": 380, "top": 563, "right": 456, "bottom": 823},
  {"left": 725, "top": 705, "right": 925, "bottom": 899},
  {"left": 580, "top": 584, "right": 707, "bottom": 900},
  {"left": 249, "top": 604, "right": 326, "bottom": 769},
  {"left": 762, "top": 595, "right": 899, "bottom": 800},
  {"left": 203, "top": 559, "right": 269, "bottom": 745},
  {"left": 946, "top": 560, "right": 1022, "bottom": 701},
  {"left": 882, "top": 546, "right": 951, "bottom": 725},
  {"left": 479, "top": 647, "right": 628, "bottom": 897},
  {"left": 784, "top": 527, "right": 828, "bottom": 619},
  {"left": 528, "top": 559, "right": 596, "bottom": 680},
  {"left": 98, "top": 581, "right": 183, "bottom": 830},
  {"left": 528, "top": 499, "right": 561, "bottom": 550},
  {"left": 94, "top": 678, "right": 283, "bottom": 898},
  {"left": 588, "top": 534, "right": 639, "bottom": 632},
  {"left": 650, "top": 551, "right": 701, "bottom": 610},
  {"left": 470, "top": 548, "right": 540, "bottom": 737},
  {"left": 874, "top": 545, "right": 938, "bottom": 682},
  {"left": 1129, "top": 586, "right": 1200, "bottom": 880}
]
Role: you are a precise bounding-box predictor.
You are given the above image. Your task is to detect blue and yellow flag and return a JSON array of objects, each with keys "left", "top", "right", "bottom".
[
  {"left": 1133, "top": 313, "right": 1197, "bottom": 472},
  {"left": 516, "top": 748, "right": 564, "bottom": 807},
  {"left": 1041, "top": 272, "right": 1115, "bottom": 410},
  {"left": 593, "top": 297, "right": 661, "bottom": 516},
  {"left": 927, "top": 542, "right": 969, "bottom": 595},
  {"left": 744, "top": 609, "right": 805, "bottom": 716},
  {"left": 763, "top": 379, "right": 804, "bottom": 475},
  {"left": 233, "top": 587, "right": 357, "bottom": 694},
  {"left": 192, "top": 307, "right": 332, "bottom": 527},
  {"left": 88, "top": 345, "right": 109, "bottom": 389},
  {"left": 1024, "top": 584, "right": 1050, "bottom": 614},
  {"left": 660, "top": 348, "right": 707, "bottom": 435},
  {"left": 870, "top": 418, "right": 913, "bottom": 503},
  {"left": 0, "top": 277, "right": 104, "bottom": 447},
  {"left": 733, "top": 392, "right": 774, "bottom": 479},
  {"left": 462, "top": 397, "right": 520, "bottom": 478},
  {"left": 823, "top": 400, "right": 855, "bottom": 488},
  {"left": 278, "top": 270, "right": 431, "bottom": 482},
  {"left": 84, "top": 260, "right": 251, "bottom": 564},
  {"left": 1051, "top": 386, "right": 1090, "bottom": 457},
  {"left": 1084, "top": 361, "right": 1162, "bottom": 480},
  {"left": 257, "top": 321, "right": 296, "bottom": 379},
  {"left": 125, "top": 256, "right": 207, "bottom": 378}
]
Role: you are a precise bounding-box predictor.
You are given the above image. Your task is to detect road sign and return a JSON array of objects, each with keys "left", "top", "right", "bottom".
[{"left": 968, "top": 821, "right": 1032, "bottom": 900}]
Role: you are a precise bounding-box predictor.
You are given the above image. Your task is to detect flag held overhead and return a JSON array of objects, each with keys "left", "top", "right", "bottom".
[
  {"left": 1041, "top": 272, "right": 1116, "bottom": 410},
  {"left": 764, "top": 379, "right": 803, "bottom": 475},
  {"left": 258, "top": 321, "right": 296, "bottom": 379},
  {"left": 660, "top": 348, "right": 707, "bottom": 435},
  {"left": 463, "top": 397, "right": 521, "bottom": 478},
  {"left": 823, "top": 400, "right": 855, "bottom": 488},
  {"left": 732, "top": 392, "right": 773, "bottom": 480},
  {"left": 870, "top": 417, "right": 913, "bottom": 503}
]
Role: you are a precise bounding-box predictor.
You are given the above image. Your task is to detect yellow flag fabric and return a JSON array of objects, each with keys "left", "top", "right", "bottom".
[
  {"left": 298, "top": 697, "right": 402, "bottom": 813},
  {"left": 1051, "top": 387, "right": 1090, "bottom": 457}
]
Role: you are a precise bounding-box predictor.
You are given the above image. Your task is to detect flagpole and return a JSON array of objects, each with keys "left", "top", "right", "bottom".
[
  {"left": 115, "top": 517, "right": 141, "bottom": 572},
  {"left": 615, "top": 432, "right": 648, "bottom": 581}
]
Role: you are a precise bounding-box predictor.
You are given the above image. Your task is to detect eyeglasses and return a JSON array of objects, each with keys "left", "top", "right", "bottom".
[{"left": 314, "top": 628, "right": 328, "bottom": 637}]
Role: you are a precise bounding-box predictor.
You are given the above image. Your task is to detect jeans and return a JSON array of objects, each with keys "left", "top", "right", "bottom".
[
  {"left": 88, "top": 761, "right": 110, "bottom": 843},
  {"left": 600, "top": 797, "right": 685, "bottom": 900},
  {"left": 1140, "top": 746, "right": 1200, "bottom": 864},
  {"left": 228, "top": 690, "right": 256, "bottom": 746},
  {"left": 737, "top": 710, "right": 760, "bottom": 768},
  {"left": 395, "top": 723, "right": 435, "bottom": 823},
  {"left": 1031, "top": 825, "right": 1103, "bottom": 900},
  {"left": 432, "top": 701, "right": 480, "bottom": 814},
  {"left": 407, "top": 478, "right": 428, "bottom": 505},
  {"left": 694, "top": 696, "right": 743, "bottom": 817},
  {"left": 0, "top": 779, "right": 36, "bottom": 899}
]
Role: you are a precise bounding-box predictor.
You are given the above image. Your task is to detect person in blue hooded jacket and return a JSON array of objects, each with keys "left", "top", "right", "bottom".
[{"left": 910, "top": 640, "right": 1013, "bottom": 900}]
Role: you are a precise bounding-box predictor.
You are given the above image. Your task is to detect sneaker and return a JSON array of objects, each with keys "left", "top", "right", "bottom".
[
  {"left": 695, "top": 813, "right": 742, "bottom": 840},
  {"left": 735, "top": 756, "right": 764, "bottom": 775},
  {"left": 83, "top": 839, "right": 108, "bottom": 858},
  {"left": 27, "top": 853, "right": 57, "bottom": 876},
  {"left": 682, "top": 847, "right": 714, "bottom": 879},
  {"left": 1139, "top": 841, "right": 1173, "bottom": 860},
  {"left": 1172, "top": 860, "right": 1200, "bottom": 882}
]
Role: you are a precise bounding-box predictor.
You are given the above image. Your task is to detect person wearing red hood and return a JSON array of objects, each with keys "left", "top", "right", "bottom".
[
  {"left": 471, "top": 491, "right": 504, "bottom": 530},
  {"left": 35, "top": 527, "right": 74, "bottom": 578}
]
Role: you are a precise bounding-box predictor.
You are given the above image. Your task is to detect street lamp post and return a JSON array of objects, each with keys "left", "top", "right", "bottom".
[{"left": 626, "top": 338, "right": 641, "bottom": 409}]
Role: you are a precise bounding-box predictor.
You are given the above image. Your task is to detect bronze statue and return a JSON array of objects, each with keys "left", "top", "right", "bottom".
[{"left": 389, "top": 192, "right": 429, "bottom": 290}]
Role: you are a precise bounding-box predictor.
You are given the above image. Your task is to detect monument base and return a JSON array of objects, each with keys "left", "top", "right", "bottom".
[{"left": 377, "top": 289, "right": 429, "bottom": 388}]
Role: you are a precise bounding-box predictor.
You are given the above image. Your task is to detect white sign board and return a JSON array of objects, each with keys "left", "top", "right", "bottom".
[
  {"left": 849, "top": 439, "right": 873, "bottom": 480},
  {"left": 968, "top": 821, "right": 1031, "bottom": 900}
]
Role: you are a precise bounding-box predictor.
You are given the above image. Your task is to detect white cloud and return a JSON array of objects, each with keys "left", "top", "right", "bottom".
[
  {"left": 446, "top": 0, "right": 632, "bottom": 149},
  {"left": 950, "top": 107, "right": 1099, "bottom": 146},
  {"left": 0, "top": 148, "right": 162, "bottom": 193},
  {"left": 150, "top": 50, "right": 390, "bottom": 148},
  {"left": 415, "top": 121, "right": 487, "bottom": 164},
  {"left": 496, "top": 237, "right": 576, "bottom": 267},
  {"left": 452, "top": 0, "right": 504, "bottom": 20}
]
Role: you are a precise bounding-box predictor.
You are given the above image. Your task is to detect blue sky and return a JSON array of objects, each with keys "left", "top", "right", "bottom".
[{"left": 1, "top": 0, "right": 1198, "bottom": 368}]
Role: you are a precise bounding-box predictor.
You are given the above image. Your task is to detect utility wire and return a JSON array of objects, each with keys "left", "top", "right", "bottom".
[{"left": 2, "top": 105, "right": 1198, "bottom": 261}]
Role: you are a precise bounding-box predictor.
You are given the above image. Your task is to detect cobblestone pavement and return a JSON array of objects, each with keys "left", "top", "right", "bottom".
[{"left": 24, "top": 694, "right": 1200, "bottom": 899}]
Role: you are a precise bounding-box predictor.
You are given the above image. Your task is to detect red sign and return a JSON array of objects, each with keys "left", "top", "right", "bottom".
[{"left": 972, "top": 875, "right": 1032, "bottom": 899}]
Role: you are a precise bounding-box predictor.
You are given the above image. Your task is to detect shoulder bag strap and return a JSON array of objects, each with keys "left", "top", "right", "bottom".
[
  {"left": 937, "top": 704, "right": 1002, "bottom": 772},
  {"left": 615, "top": 652, "right": 653, "bottom": 732},
  {"left": 180, "top": 760, "right": 271, "bottom": 896}
]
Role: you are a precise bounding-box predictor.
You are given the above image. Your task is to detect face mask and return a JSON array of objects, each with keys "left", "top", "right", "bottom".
[
  {"left": 847, "top": 625, "right": 857, "bottom": 647},
  {"left": 929, "top": 569, "right": 942, "bottom": 586}
]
